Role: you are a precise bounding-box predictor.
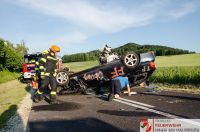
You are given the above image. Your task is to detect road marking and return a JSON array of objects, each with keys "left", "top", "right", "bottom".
[
  {"left": 114, "top": 99, "right": 180, "bottom": 118},
  {"left": 100, "top": 95, "right": 154, "bottom": 108},
  {"left": 118, "top": 97, "right": 155, "bottom": 108},
  {"left": 113, "top": 98, "right": 200, "bottom": 127},
  {"left": 99, "top": 94, "right": 200, "bottom": 126}
]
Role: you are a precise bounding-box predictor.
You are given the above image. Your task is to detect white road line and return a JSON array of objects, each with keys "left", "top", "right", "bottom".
[
  {"left": 113, "top": 99, "right": 180, "bottom": 118},
  {"left": 118, "top": 97, "right": 155, "bottom": 108},
  {"left": 99, "top": 95, "right": 154, "bottom": 108},
  {"left": 113, "top": 99, "right": 200, "bottom": 127},
  {"left": 101, "top": 95, "right": 154, "bottom": 108}
]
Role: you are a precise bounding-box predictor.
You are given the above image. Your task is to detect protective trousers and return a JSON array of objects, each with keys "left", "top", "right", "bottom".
[{"left": 38, "top": 75, "right": 57, "bottom": 93}]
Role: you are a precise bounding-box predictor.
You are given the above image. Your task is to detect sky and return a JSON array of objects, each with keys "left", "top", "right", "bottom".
[{"left": 0, "top": 0, "right": 200, "bottom": 55}]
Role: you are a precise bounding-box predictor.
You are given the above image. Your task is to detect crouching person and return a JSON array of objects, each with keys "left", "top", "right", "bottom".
[
  {"left": 108, "top": 76, "right": 131, "bottom": 101},
  {"left": 33, "top": 45, "right": 60, "bottom": 104}
]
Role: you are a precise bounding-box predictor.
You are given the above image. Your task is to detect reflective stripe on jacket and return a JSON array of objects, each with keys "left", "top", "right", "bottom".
[{"left": 38, "top": 52, "right": 58, "bottom": 77}]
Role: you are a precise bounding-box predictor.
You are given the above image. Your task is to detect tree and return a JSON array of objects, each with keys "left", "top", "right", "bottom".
[
  {"left": 0, "top": 38, "right": 29, "bottom": 72},
  {"left": 0, "top": 39, "right": 7, "bottom": 69},
  {"left": 15, "top": 40, "right": 29, "bottom": 55}
]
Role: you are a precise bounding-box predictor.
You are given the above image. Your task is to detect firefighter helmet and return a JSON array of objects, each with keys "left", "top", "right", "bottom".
[
  {"left": 50, "top": 45, "right": 60, "bottom": 53},
  {"left": 42, "top": 50, "right": 49, "bottom": 55}
]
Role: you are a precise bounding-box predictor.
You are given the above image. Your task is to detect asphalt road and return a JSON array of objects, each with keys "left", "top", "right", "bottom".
[{"left": 27, "top": 89, "right": 200, "bottom": 132}]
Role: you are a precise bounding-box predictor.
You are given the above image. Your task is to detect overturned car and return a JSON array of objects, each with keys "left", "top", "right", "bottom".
[{"left": 56, "top": 51, "right": 156, "bottom": 94}]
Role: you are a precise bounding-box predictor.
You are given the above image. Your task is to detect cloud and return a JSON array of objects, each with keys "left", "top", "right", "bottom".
[
  {"left": 9, "top": 0, "right": 200, "bottom": 54},
  {"left": 50, "top": 31, "right": 88, "bottom": 54},
  {"left": 14, "top": 0, "right": 200, "bottom": 33},
  {"left": 25, "top": 31, "right": 88, "bottom": 54},
  {"left": 14, "top": 0, "right": 156, "bottom": 33},
  {"left": 165, "top": 1, "right": 200, "bottom": 19},
  {"left": 52, "top": 31, "right": 88, "bottom": 46}
]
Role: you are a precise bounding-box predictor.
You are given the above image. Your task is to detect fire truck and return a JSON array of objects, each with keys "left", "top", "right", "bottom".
[
  {"left": 23, "top": 52, "right": 42, "bottom": 80},
  {"left": 23, "top": 52, "right": 64, "bottom": 80}
]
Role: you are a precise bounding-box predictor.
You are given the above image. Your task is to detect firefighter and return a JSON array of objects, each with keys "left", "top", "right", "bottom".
[
  {"left": 31, "top": 50, "right": 49, "bottom": 90},
  {"left": 33, "top": 45, "right": 60, "bottom": 104},
  {"left": 30, "top": 59, "right": 36, "bottom": 63}
]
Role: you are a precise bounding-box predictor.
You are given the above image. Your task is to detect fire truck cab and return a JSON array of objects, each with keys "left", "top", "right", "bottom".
[{"left": 23, "top": 53, "right": 42, "bottom": 80}]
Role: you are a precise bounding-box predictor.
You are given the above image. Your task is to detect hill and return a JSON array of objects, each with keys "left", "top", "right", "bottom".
[
  {"left": 62, "top": 42, "right": 194, "bottom": 63},
  {"left": 105, "top": 42, "right": 194, "bottom": 56}
]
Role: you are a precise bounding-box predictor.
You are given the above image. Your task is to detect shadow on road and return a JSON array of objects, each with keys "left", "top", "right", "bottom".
[
  {"left": 32, "top": 101, "right": 82, "bottom": 111},
  {"left": 27, "top": 117, "right": 122, "bottom": 132},
  {"left": 0, "top": 105, "right": 24, "bottom": 131},
  {"left": 0, "top": 105, "right": 18, "bottom": 129}
]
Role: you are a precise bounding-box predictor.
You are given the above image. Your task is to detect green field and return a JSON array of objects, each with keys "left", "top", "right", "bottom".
[
  {"left": 154, "top": 54, "right": 200, "bottom": 85},
  {"left": 155, "top": 54, "right": 200, "bottom": 67},
  {"left": 151, "top": 66, "right": 200, "bottom": 85},
  {"left": 64, "top": 60, "right": 99, "bottom": 72}
]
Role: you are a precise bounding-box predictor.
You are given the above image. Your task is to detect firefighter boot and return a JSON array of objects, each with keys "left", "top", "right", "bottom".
[
  {"left": 50, "top": 94, "right": 59, "bottom": 105},
  {"left": 33, "top": 93, "right": 43, "bottom": 103}
]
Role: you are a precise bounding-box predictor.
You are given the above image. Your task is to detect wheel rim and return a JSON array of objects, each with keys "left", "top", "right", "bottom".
[
  {"left": 56, "top": 72, "right": 69, "bottom": 84},
  {"left": 124, "top": 54, "right": 138, "bottom": 66}
]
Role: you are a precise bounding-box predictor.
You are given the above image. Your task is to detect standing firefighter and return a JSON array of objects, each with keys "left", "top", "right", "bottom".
[
  {"left": 31, "top": 50, "right": 49, "bottom": 90},
  {"left": 33, "top": 45, "right": 60, "bottom": 104}
]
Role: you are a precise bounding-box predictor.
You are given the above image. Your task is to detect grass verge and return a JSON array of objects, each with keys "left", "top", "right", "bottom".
[
  {"left": 0, "top": 70, "right": 20, "bottom": 84},
  {"left": 0, "top": 80, "right": 28, "bottom": 129}
]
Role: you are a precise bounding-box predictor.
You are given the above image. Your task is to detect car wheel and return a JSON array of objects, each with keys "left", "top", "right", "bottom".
[
  {"left": 122, "top": 52, "right": 140, "bottom": 69},
  {"left": 56, "top": 70, "right": 69, "bottom": 86}
]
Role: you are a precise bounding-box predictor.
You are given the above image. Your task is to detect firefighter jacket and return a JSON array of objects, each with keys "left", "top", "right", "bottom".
[
  {"left": 38, "top": 52, "right": 58, "bottom": 79},
  {"left": 35, "top": 50, "right": 49, "bottom": 74}
]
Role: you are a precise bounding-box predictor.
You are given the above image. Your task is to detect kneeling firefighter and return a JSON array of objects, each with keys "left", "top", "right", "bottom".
[{"left": 33, "top": 45, "right": 60, "bottom": 104}]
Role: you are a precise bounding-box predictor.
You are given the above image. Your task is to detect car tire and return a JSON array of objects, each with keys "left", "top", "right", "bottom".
[
  {"left": 56, "top": 70, "right": 69, "bottom": 86},
  {"left": 122, "top": 52, "right": 140, "bottom": 69}
]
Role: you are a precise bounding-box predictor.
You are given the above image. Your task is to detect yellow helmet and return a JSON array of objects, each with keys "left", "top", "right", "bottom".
[
  {"left": 50, "top": 45, "right": 60, "bottom": 53},
  {"left": 42, "top": 50, "right": 49, "bottom": 55}
]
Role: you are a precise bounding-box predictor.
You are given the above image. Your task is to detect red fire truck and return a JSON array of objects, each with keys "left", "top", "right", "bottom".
[{"left": 23, "top": 52, "right": 42, "bottom": 80}]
